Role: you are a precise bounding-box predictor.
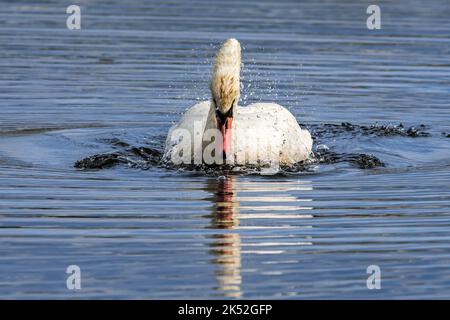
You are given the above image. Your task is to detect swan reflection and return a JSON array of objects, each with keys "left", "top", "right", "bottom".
[
  {"left": 209, "top": 176, "right": 242, "bottom": 298},
  {"left": 207, "top": 175, "right": 313, "bottom": 298}
]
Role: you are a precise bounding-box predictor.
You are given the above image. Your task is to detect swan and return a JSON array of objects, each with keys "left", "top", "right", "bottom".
[{"left": 163, "top": 38, "right": 312, "bottom": 168}]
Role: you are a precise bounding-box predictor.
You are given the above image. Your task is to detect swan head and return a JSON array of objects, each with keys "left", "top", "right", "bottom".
[{"left": 210, "top": 38, "right": 241, "bottom": 160}]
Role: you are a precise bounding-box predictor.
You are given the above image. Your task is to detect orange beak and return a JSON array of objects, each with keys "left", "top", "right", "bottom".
[{"left": 219, "top": 117, "right": 233, "bottom": 161}]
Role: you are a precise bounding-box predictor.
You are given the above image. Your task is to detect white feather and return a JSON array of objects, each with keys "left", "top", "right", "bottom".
[{"left": 163, "top": 101, "right": 312, "bottom": 167}]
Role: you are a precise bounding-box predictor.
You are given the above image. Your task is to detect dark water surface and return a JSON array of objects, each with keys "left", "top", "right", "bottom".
[{"left": 0, "top": 0, "right": 450, "bottom": 299}]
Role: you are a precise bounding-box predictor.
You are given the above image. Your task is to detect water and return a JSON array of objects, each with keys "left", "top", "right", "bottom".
[{"left": 0, "top": 0, "right": 450, "bottom": 299}]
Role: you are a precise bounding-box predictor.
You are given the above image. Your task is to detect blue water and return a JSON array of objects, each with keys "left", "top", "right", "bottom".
[{"left": 0, "top": 0, "right": 449, "bottom": 299}]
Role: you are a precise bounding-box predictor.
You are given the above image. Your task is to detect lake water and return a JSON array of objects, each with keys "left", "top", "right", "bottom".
[{"left": 0, "top": 0, "right": 449, "bottom": 299}]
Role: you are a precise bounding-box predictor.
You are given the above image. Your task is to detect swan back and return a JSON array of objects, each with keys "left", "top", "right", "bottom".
[
  {"left": 232, "top": 103, "right": 312, "bottom": 166},
  {"left": 163, "top": 101, "right": 313, "bottom": 167}
]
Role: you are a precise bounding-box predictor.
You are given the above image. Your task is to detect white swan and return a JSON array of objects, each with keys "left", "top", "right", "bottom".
[{"left": 163, "top": 38, "right": 312, "bottom": 167}]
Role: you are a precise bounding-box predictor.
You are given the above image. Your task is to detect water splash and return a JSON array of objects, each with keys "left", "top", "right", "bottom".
[{"left": 75, "top": 122, "right": 430, "bottom": 173}]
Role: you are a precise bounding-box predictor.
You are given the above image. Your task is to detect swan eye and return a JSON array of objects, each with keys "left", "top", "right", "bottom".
[
  {"left": 215, "top": 99, "right": 234, "bottom": 125},
  {"left": 215, "top": 108, "right": 226, "bottom": 124},
  {"left": 226, "top": 107, "right": 233, "bottom": 118}
]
